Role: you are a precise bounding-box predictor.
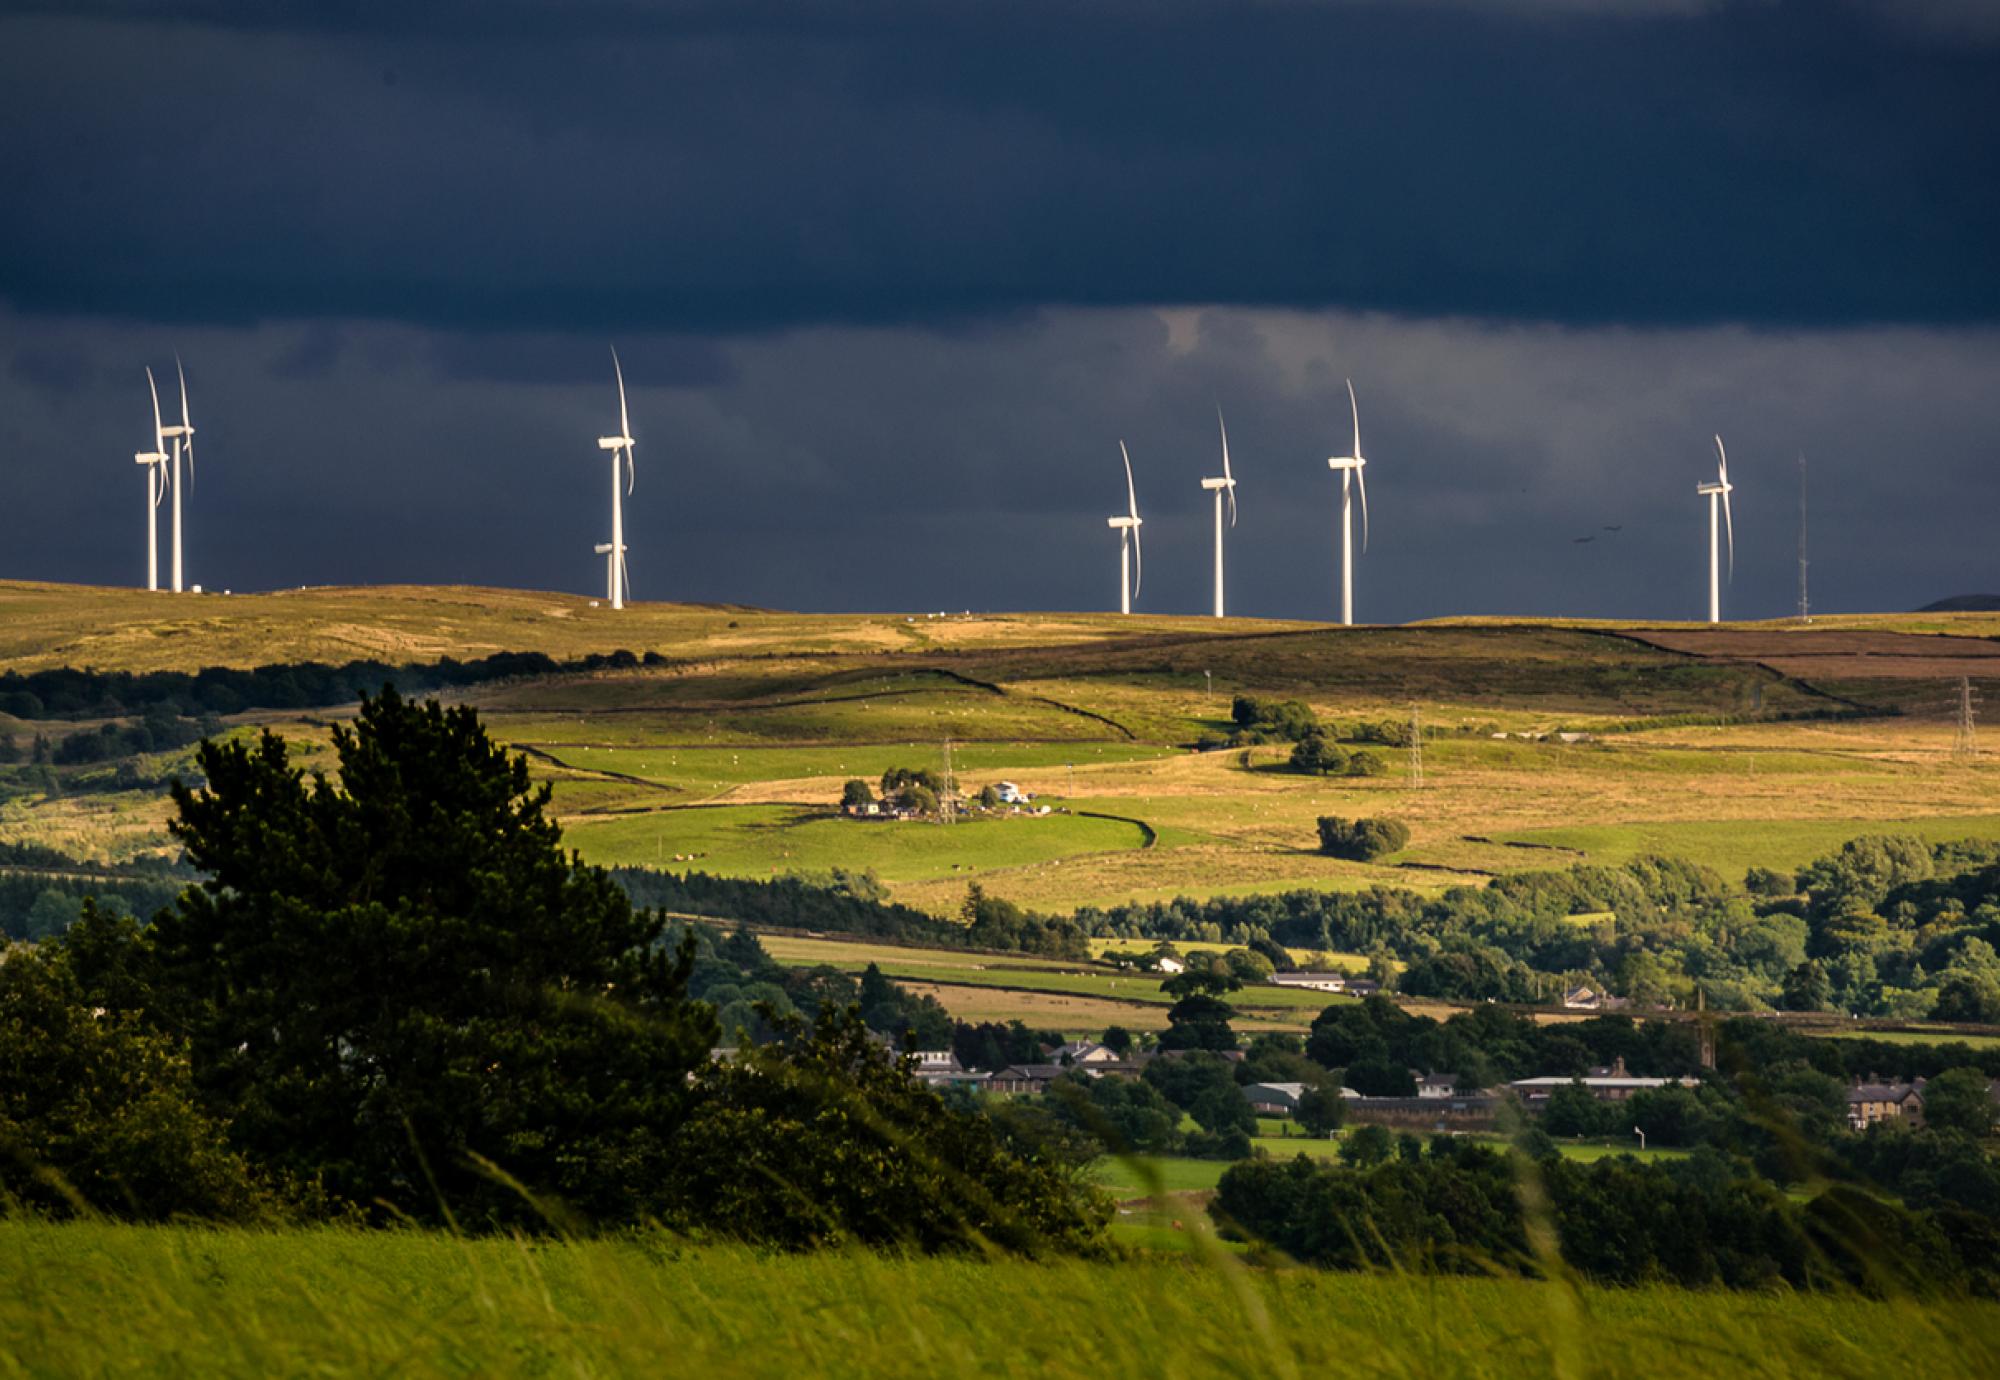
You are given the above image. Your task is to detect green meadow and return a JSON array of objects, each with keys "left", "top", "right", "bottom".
[
  {"left": 564, "top": 805, "right": 1152, "bottom": 880},
  {"left": 4, "top": 1221, "right": 1995, "bottom": 1380}
]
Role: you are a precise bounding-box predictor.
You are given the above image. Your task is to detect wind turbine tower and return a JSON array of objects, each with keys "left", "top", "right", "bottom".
[
  {"left": 1200, "top": 408, "right": 1237, "bottom": 618},
  {"left": 1325, "top": 379, "right": 1372, "bottom": 625},
  {"left": 593, "top": 348, "right": 636, "bottom": 610},
  {"left": 1696, "top": 435, "right": 1735, "bottom": 624},
  {"left": 1107, "top": 442, "right": 1144, "bottom": 614},
  {"left": 159, "top": 357, "right": 196, "bottom": 592},
  {"left": 133, "top": 368, "right": 170, "bottom": 592}
]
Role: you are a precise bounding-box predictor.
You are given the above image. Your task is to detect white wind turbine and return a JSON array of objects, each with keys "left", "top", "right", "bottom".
[
  {"left": 593, "top": 347, "right": 636, "bottom": 609},
  {"left": 133, "top": 368, "right": 170, "bottom": 592},
  {"left": 1106, "top": 442, "right": 1144, "bottom": 615},
  {"left": 1199, "top": 407, "right": 1237, "bottom": 618},
  {"left": 1697, "top": 435, "right": 1734, "bottom": 623},
  {"left": 1325, "top": 378, "right": 1371, "bottom": 625},
  {"left": 158, "top": 355, "right": 196, "bottom": 593}
]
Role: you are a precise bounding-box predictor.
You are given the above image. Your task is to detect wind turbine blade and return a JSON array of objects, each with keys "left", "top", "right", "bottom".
[
  {"left": 626, "top": 444, "right": 635, "bottom": 495},
  {"left": 619, "top": 549, "right": 632, "bottom": 604},
  {"left": 146, "top": 367, "right": 163, "bottom": 449},
  {"left": 1347, "top": 378, "right": 1360, "bottom": 460},
  {"left": 1120, "top": 441, "right": 1138, "bottom": 521},
  {"left": 1714, "top": 434, "right": 1728, "bottom": 487},
  {"left": 1723, "top": 487, "right": 1735, "bottom": 581},
  {"left": 612, "top": 346, "right": 630, "bottom": 444},
  {"left": 1218, "top": 405, "right": 1236, "bottom": 527},
  {"left": 1356, "top": 461, "right": 1370, "bottom": 555},
  {"left": 177, "top": 355, "right": 193, "bottom": 488},
  {"left": 1131, "top": 520, "right": 1142, "bottom": 602}
]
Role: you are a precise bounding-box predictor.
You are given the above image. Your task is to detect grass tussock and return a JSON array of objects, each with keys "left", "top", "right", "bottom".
[{"left": 3, "top": 1219, "right": 1998, "bottom": 1380}]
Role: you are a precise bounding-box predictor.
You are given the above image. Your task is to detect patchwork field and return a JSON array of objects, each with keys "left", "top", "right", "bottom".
[
  {"left": 754, "top": 931, "right": 1336, "bottom": 1033},
  {"left": 4, "top": 581, "right": 1999, "bottom": 923}
]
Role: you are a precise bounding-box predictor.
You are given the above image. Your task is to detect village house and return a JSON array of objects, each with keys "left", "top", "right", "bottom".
[
  {"left": 1416, "top": 1073, "right": 1465, "bottom": 1099},
  {"left": 909, "top": 1050, "right": 988, "bottom": 1088},
  {"left": 1561, "top": 984, "right": 1630, "bottom": 1012},
  {"left": 984, "top": 1064, "right": 1068, "bottom": 1095},
  {"left": 1846, "top": 1078, "right": 1926, "bottom": 1131},
  {"left": 1049, "top": 1039, "right": 1124, "bottom": 1066}
]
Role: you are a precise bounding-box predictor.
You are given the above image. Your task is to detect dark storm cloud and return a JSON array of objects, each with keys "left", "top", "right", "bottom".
[
  {"left": 5, "top": 304, "right": 1995, "bottom": 621},
  {"left": 2, "top": 3, "right": 1995, "bottom": 622},
  {"left": 2, "top": 1, "right": 1996, "bottom": 333},
  {"left": 427, "top": 334, "right": 735, "bottom": 389}
]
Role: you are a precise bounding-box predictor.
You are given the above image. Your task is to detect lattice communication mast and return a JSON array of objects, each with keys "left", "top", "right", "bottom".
[
  {"left": 1408, "top": 703, "right": 1424, "bottom": 790},
  {"left": 1952, "top": 678, "right": 1981, "bottom": 763}
]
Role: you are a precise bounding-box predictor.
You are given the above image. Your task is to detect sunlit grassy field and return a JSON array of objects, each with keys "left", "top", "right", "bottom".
[
  {"left": 7, "top": 581, "right": 2000, "bottom": 916},
  {"left": 5, "top": 1221, "right": 1996, "bottom": 1380}
]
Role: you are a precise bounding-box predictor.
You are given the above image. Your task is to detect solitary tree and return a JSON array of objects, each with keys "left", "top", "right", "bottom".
[{"left": 149, "top": 687, "right": 718, "bottom": 1226}]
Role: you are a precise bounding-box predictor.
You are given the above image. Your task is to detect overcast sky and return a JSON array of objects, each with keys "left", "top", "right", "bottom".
[{"left": 3, "top": 0, "right": 1996, "bottom": 622}]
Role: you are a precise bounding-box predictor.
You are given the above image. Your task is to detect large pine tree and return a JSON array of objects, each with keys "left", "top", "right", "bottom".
[{"left": 151, "top": 687, "right": 716, "bottom": 1226}]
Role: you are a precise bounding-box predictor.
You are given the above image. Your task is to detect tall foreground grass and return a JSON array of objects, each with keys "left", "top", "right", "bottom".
[{"left": 4, "top": 1221, "right": 1997, "bottom": 1379}]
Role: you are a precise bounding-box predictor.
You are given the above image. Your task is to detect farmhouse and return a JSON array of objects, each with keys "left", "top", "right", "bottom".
[
  {"left": 1270, "top": 972, "right": 1352, "bottom": 993},
  {"left": 1416, "top": 1074, "right": 1465, "bottom": 1099},
  {"left": 991, "top": 781, "right": 1028, "bottom": 805},
  {"left": 1846, "top": 1078, "right": 1925, "bottom": 1131}
]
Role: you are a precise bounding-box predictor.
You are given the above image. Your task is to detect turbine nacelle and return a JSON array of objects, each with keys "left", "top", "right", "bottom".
[
  {"left": 597, "top": 435, "right": 633, "bottom": 452},
  {"left": 1106, "top": 516, "right": 1141, "bottom": 530},
  {"left": 1199, "top": 476, "right": 1235, "bottom": 491}
]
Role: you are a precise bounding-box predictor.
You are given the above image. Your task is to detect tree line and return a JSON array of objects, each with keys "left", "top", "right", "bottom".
[{"left": 0, "top": 648, "right": 670, "bottom": 721}]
